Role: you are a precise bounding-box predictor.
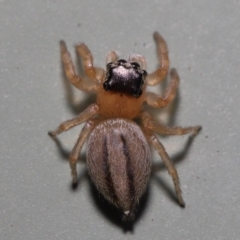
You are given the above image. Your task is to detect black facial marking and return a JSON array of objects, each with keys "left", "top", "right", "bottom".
[
  {"left": 103, "top": 60, "right": 147, "bottom": 98},
  {"left": 120, "top": 135, "right": 135, "bottom": 203},
  {"left": 130, "top": 62, "right": 140, "bottom": 69},
  {"left": 102, "top": 137, "right": 118, "bottom": 204}
]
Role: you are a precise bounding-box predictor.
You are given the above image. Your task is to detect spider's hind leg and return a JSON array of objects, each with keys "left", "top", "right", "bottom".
[
  {"left": 147, "top": 133, "right": 185, "bottom": 206},
  {"left": 140, "top": 111, "right": 201, "bottom": 206}
]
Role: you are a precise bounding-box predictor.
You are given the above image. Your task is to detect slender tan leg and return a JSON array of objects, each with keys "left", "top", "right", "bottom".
[
  {"left": 48, "top": 104, "right": 99, "bottom": 138},
  {"left": 146, "top": 133, "right": 185, "bottom": 206},
  {"left": 76, "top": 43, "right": 105, "bottom": 82},
  {"left": 128, "top": 54, "right": 147, "bottom": 70},
  {"left": 69, "top": 119, "right": 98, "bottom": 183},
  {"left": 60, "top": 41, "right": 97, "bottom": 91},
  {"left": 106, "top": 51, "right": 118, "bottom": 64},
  {"left": 146, "top": 68, "right": 179, "bottom": 108},
  {"left": 140, "top": 111, "right": 201, "bottom": 136},
  {"left": 146, "top": 32, "right": 169, "bottom": 86},
  {"left": 141, "top": 111, "right": 201, "bottom": 206}
]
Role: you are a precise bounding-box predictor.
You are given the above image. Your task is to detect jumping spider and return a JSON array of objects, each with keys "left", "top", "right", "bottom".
[{"left": 48, "top": 32, "right": 201, "bottom": 221}]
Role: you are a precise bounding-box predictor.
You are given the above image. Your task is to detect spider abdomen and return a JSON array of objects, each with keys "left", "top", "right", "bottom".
[{"left": 87, "top": 118, "right": 151, "bottom": 220}]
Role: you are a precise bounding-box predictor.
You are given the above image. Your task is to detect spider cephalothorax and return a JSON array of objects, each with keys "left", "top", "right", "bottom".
[
  {"left": 49, "top": 32, "right": 201, "bottom": 221},
  {"left": 103, "top": 59, "right": 147, "bottom": 98}
]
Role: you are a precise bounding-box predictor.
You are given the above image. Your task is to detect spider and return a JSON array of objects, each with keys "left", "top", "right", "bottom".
[{"left": 48, "top": 32, "right": 201, "bottom": 221}]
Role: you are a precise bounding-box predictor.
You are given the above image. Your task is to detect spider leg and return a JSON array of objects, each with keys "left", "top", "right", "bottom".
[
  {"left": 48, "top": 104, "right": 99, "bottom": 138},
  {"left": 146, "top": 32, "right": 169, "bottom": 86},
  {"left": 76, "top": 43, "right": 105, "bottom": 82},
  {"left": 141, "top": 112, "right": 184, "bottom": 205},
  {"left": 140, "top": 111, "right": 201, "bottom": 136},
  {"left": 60, "top": 41, "right": 98, "bottom": 92},
  {"left": 146, "top": 133, "right": 185, "bottom": 206},
  {"left": 106, "top": 51, "right": 118, "bottom": 64},
  {"left": 145, "top": 68, "right": 179, "bottom": 108},
  {"left": 128, "top": 54, "right": 147, "bottom": 70},
  {"left": 140, "top": 111, "right": 201, "bottom": 206},
  {"left": 69, "top": 119, "right": 98, "bottom": 183}
]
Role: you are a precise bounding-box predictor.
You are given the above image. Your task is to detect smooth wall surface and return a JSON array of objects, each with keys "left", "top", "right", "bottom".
[{"left": 0, "top": 1, "right": 239, "bottom": 239}]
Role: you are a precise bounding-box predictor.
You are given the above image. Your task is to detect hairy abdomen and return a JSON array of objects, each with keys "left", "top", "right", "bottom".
[{"left": 87, "top": 119, "right": 151, "bottom": 219}]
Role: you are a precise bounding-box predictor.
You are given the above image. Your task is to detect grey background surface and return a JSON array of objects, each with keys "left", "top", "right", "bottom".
[{"left": 0, "top": 1, "right": 239, "bottom": 239}]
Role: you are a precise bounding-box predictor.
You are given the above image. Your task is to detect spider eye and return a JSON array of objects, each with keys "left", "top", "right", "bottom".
[
  {"left": 117, "top": 59, "right": 127, "bottom": 65},
  {"left": 131, "top": 62, "right": 140, "bottom": 69},
  {"left": 142, "top": 70, "right": 147, "bottom": 76},
  {"left": 106, "top": 62, "right": 112, "bottom": 69}
]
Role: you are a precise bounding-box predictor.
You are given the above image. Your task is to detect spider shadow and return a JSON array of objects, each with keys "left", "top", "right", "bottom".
[{"left": 89, "top": 178, "right": 151, "bottom": 232}]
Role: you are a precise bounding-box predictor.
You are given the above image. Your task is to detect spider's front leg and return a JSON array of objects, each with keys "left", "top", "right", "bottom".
[
  {"left": 76, "top": 43, "right": 105, "bottom": 82},
  {"left": 60, "top": 41, "right": 98, "bottom": 91},
  {"left": 106, "top": 51, "right": 118, "bottom": 64},
  {"left": 128, "top": 54, "right": 147, "bottom": 70},
  {"left": 146, "top": 68, "right": 179, "bottom": 108},
  {"left": 146, "top": 32, "right": 169, "bottom": 85}
]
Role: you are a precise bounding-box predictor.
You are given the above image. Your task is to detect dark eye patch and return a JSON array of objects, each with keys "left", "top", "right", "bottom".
[{"left": 131, "top": 62, "right": 140, "bottom": 69}]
